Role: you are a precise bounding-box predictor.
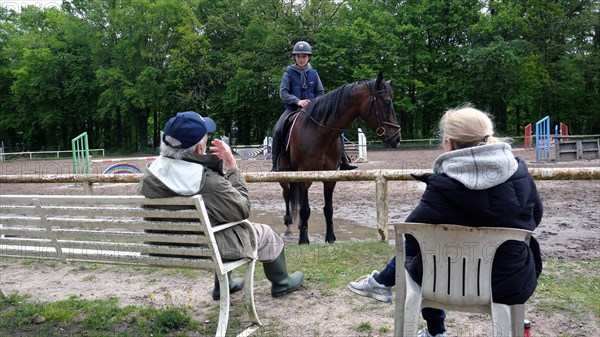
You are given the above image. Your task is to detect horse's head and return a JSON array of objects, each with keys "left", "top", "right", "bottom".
[{"left": 361, "top": 72, "right": 401, "bottom": 148}]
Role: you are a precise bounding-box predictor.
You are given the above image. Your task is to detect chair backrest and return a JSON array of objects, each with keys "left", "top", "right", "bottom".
[{"left": 394, "top": 222, "right": 532, "bottom": 314}]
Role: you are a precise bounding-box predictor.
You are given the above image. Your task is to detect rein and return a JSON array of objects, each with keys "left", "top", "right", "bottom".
[
  {"left": 308, "top": 83, "right": 401, "bottom": 141},
  {"left": 308, "top": 114, "right": 350, "bottom": 133}
]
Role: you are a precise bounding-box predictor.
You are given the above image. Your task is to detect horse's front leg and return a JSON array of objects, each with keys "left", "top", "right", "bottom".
[
  {"left": 298, "top": 182, "right": 311, "bottom": 245},
  {"left": 281, "top": 182, "right": 293, "bottom": 237},
  {"left": 323, "top": 182, "right": 337, "bottom": 243}
]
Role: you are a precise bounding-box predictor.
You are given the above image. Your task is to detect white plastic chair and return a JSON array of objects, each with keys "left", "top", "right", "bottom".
[{"left": 393, "top": 222, "right": 533, "bottom": 337}]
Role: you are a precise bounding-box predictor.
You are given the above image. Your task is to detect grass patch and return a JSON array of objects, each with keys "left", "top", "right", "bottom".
[
  {"left": 533, "top": 258, "right": 600, "bottom": 318},
  {"left": 355, "top": 321, "right": 372, "bottom": 332},
  {"left": 278, "top": 241, "right": 395, "bottom": 288}
]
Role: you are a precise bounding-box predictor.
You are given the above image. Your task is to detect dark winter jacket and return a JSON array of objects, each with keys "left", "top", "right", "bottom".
[
  {"left": 279, "top": 64, "right": 324, "bottom": 111},
  {"left": 404, "top": 143, "right": 543, "bottom": 305}
]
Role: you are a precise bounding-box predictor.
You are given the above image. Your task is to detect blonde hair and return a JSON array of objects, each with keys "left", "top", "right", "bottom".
[{"left": 439, "top": 104, "right": 503, "bottom": 149}]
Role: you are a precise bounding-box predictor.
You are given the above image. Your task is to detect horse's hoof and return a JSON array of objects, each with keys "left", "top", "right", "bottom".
[
  {"left": 298, "top": 237, "right": 310, "bottom": 245},
  {"left": 284, "top": 230, "right": 293, "bottom": 237},
  {"left": 325, "top": 234, "right": 336, "bottom": 243}
]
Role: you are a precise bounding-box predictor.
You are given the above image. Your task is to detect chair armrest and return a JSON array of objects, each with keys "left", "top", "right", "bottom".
[{"left": 212, "top": 220, "right": 248, "bottom": 232}]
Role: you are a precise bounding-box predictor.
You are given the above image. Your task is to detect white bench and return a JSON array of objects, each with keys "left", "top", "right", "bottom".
[{"left": 0, "top": 194, "right": 261, "bottom": 337}]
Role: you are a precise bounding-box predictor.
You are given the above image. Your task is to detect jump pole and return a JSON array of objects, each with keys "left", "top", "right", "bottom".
[{"left": 91, "top": 156, "right": 157, "bottom": 163}]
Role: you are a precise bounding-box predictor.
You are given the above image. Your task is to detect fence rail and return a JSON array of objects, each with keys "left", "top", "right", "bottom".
[
  {"left": 0, "top": 149, "right": 105, "bottom": 161},
  {"left": 2, "top": 167, "right": 598, "bottom": 241}
]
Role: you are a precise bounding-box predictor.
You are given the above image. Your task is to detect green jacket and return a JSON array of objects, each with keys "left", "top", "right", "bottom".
[{"left": 138, "top": 153, "right": 255, "bottom": 260}]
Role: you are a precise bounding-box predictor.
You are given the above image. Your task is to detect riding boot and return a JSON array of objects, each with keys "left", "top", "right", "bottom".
[
  {"left": 271, "top": 130, "right": 281, "bottom": 172},
  {"left": 211, "top": 272, "right": 245, "bottom": 301},
  {"left": 271, "top": 154, "right": 279, "bottom": 172},
  {"left": 340, "top": 152, "right": 357, "bottom": 170},
  {"left": 263, "top": 248, "right": 304, "bottom": 298}
]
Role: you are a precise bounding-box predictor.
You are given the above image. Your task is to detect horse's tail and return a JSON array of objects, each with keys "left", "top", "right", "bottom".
[{"left": 289, "top": 182, "right": 300, "bottom": 226}]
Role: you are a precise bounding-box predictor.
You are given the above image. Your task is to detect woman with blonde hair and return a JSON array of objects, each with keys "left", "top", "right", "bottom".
[{"left": 348, "top": 104, "right": 543, "bottom": 337}]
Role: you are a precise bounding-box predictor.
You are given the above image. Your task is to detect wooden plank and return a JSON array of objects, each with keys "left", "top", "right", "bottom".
[
  {"left": 1, "top": 216, "right": 205, "bottom": 232},
  {"left": 1, "top": 206, "right": 200, "bottom": 219},
  {"left": 0, "top": 237, "right": 214, "bottom": 257},
  {"left": 0, "top": 228, "right": 210, "bottom": 245}
]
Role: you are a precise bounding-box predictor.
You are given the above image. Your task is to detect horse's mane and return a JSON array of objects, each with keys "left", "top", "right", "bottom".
[{"left": 304, "top": 77, "right": 391, "bottom": 126}]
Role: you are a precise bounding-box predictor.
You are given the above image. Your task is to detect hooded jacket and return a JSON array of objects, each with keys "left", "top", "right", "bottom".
[
  {"left": 279, "top": 63, "right": 324, "bottom": 111},
  {"left": 138, "top": 153, "right": 255, "bottom": 260},
  {"left": 404, "top": 143, "right": 543, "bottom": 305}
]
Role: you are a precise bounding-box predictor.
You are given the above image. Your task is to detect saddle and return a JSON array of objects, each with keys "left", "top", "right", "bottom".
[
  {"left": 273, "top": 109, "right": 302, "bottom": 171},
  {"left": 281, "top": 109, "right": 302, "bottom": 153}
]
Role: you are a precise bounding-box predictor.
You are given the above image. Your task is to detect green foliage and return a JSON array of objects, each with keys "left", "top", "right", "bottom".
[{"left": 0, "top": 0, "right": 598, "bottom": 150}]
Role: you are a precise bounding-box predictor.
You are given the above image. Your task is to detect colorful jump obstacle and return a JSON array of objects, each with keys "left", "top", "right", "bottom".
[
  {"left": 71, "top": 132, "right": 91, "bottom": 175},
  {"left": 535, "top": 116, "right": 551, "bottom": 161},
  {"left": 533, "top": 117, "right": 571, "bottom": 161},
  {"left": 233, "top": 147, "right": 267, "bottom": 160},
  {"left": 102, "top": 162, "right": 142, "bottom": 175}
]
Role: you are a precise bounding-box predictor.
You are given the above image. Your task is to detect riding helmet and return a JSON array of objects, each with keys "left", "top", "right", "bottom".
[{"left": 292, "top": 41, "right": 312, "bottom": 55}]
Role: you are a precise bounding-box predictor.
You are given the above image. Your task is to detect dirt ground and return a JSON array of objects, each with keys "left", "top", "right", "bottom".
[{"left": 1, "top": 147, "right": 599, "bottom": 336}]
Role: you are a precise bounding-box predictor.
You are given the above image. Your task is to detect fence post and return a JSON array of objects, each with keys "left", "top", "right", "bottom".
[
  {"left": 357, "top": 129, "right": 368, "bottom": 162},
  {"left": 376, "top": 175, "right": 389, "bottom": 241},
  {"left": 524, "top": 123, "right": 532, "bottom": 150}
]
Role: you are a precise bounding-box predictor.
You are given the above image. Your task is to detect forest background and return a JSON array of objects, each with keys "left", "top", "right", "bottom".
[{"left": 0, "top": 0, "right": 598, "bottom": 152}]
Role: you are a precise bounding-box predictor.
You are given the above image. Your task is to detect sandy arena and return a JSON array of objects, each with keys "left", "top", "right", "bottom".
[{"left": 1, "top": 146, "right": 599, "bottom": 336}]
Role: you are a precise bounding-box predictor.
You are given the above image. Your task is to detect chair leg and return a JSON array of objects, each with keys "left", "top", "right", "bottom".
[
  {"left": 215, "top": 272, "right": 230, "bottom": 337},
  {"left": 403, "top": 275, "right": 422, "bottom": 336},
  {"left": 510, "top": 304, "right": 525, "bottom": 337},
  {"left": 491, "top": 302, "right": 525, "bottom": 337},
  {"left": 491, "top": 302, "right": 512, "bottom": 337},
  {"left": 245, "top": 260, "right": 262, "bottom": 326}
]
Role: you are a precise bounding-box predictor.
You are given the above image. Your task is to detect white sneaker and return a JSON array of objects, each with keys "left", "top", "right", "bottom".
[
  {"left": 418, "top": 327, "right": 448, "bottom": 337},
  {"left": 347, "top": 270, "right": 393, "bottom": 303}
]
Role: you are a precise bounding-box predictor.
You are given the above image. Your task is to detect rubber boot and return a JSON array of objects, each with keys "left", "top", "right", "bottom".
[
  {"left": 211, "top": 272, "right": 245, "bottom": 301},
  {"left": 340, "top": 152, "right": 357, "bottom": 170},
  {"left": 263, "top": 249, "right": 304, "bottom": 297}
]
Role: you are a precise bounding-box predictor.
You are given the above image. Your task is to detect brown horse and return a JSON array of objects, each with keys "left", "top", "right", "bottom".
[{"left": 277, "top": 72, "right": 401, "bottom": 244}]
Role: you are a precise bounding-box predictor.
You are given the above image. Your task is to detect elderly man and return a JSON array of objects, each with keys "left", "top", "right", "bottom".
[{"left": 138, "top": 111, "right": 303, "bottom": 298}]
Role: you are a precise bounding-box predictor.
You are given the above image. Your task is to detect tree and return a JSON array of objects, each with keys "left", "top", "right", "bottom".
[{"left": 7, "top": 6, "right": 99, "bottom": 149}]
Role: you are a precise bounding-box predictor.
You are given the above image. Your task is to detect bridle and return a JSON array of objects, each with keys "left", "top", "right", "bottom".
[
  {"left": 367, "top": 84, "right": 401, "bottom": 143},
  {"left": 307, "top": 81, "right": 401, "bottom": 144}
]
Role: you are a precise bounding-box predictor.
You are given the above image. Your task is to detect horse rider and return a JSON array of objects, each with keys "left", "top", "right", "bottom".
[{"left": 271, "top": 40, "right": 357, "bottom": 171}]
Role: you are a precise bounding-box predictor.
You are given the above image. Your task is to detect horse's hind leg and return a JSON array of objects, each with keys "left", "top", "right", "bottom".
[{"left": 323, "top": 182, "right": 337, "bottom": 243}]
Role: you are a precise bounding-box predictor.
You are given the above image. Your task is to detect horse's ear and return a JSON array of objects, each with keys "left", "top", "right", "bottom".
[
  {"left": 376, "top": 71, "right": 384, "bottom": 87},
  {"left": 386, "top": 79, "right": 392, "bottom": 86}
]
